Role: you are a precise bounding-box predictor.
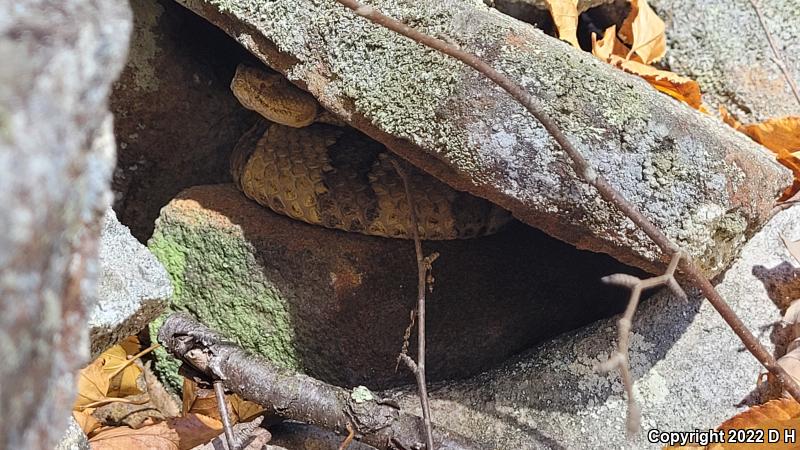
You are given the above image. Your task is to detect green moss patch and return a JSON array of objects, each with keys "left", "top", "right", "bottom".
[{"left": 148, "top": 203, "right": 299, "bottom": 390}]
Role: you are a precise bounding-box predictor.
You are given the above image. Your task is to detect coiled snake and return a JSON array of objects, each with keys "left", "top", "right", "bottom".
[{"left": 230, "top": 64, "right": 512, "bottom": 240}]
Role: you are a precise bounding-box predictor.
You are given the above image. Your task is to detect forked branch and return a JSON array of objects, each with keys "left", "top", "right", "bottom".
[
  {"left": 596, "top": 251, "right": 687, "bottom": 433},
  {"left": 391, "top": 159, "right": 437, "bottom": 450}
]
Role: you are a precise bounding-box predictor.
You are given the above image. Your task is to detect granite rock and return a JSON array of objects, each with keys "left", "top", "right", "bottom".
[
  {"left": 54, "top": 417, "right": 91, "bottom": 450},
  {"left": 650, "top": 0, "right": 800, "bottom": 123},
  {"left": 394, "top": 206, "right": 800, "bottom": 448},
  {"left": 174, "top": 0, "right": 790, "bottom": 276},
  {"left": 111, "top": 0, "right": 256, "bottom": 240},
  {"left": 89, "top": 209, "right": 172, "bottom": 359},
  {"left": 0, "top": 0, "right": 131, "bottom": 447}
]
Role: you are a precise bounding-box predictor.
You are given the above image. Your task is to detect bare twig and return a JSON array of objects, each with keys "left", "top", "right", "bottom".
[
  {"left": 214, "top": 380, "right": 237, "bottom": 450},
  {"left": 331, "top": 0, "right": 800, "bottom": 411},
  {"left": 390, "top": 159, "right": 435, "bottom": 450},
  {"left": 596, "top": 252, "right": 687, "bottom": 434},
  {"left": 142, "top": 362, "right": 182, "bottom": 418},
  {"left": 770, "top": 198, "right": 800, "bottom": 219},
  {"left": 159, "top": 313, "right": 480, "bottom": 450},
  {"left": 107, "top": 343, "right": 160, "bottom": 380},
  {"left": 396, "top": 309, "right": 415, "bottom": 372},
  {"left": 338, "top": 422, "right": 355, "bottom": 450},
  {"left": 75, "top": 397, "right": 149, "bottom": 411},
  {"left": 749, "top": 0, "right": 800, "bottom": 107}
]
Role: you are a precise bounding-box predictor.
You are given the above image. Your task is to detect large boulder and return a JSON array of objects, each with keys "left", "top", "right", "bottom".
[
  {"left": 148, "top": 184, "right": 639, "bottom": 389},
  {"left": 110, "top": 0, "right": 256, "bottom": 240},
  {"left": 650, "top": 0, "right": 800, "bottom": 122},
  {"left": 174, "top": 0, "right": 788, "bottom": 276},
  {"left": 0, "top": 0, "right": 131, "bottom": 448},
  {"left": 394, "top": 205, "right": 800, "bottom": 448}
]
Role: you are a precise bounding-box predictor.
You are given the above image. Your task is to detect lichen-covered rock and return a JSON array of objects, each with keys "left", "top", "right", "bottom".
[
  {"left": 89, "top": 209, "right": 172, "bottom": 358},
  {"left": 394, "top": 206, "right": 800, "bottom": 448},
  {"left": 111, "top": 0, "right": 256, "bottom": 240},
  {"left": 0, "top": 0, "right": 131, "bottom": 448},
  {"left": 149, "top": 184, "right": 639, "bottom": 389},
  {"left": 650, "top": 0, "right": 800, "bottom": 122},
  {"left": 175, "top": 0, "right": 789, "bottom": 276}
]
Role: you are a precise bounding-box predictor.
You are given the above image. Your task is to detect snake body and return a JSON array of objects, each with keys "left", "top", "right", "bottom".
[{"left": 230, "top": 65, "right": 512, "bottom": 240}]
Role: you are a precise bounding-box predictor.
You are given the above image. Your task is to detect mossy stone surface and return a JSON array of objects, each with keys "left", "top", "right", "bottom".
[
  {"left": 149, "top": 184, "right": 641, "bottom": 389},
  {"left": 148, "top": 188, "right": 299, "bottom": 390}
]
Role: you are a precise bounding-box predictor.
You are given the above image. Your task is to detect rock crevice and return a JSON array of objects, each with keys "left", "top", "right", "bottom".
[{"left": 176, "top": 0, "right": 789, "bottom": 275}]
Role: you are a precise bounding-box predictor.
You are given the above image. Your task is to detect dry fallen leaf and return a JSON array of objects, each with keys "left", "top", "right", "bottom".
[
  {"left": 73, "top": 410, "right": 101, "bottom": 436},
  {"left": 720, "top": 398, "right": 800, "bottom": 428},
  {"left": 705, "top": 398, "right": 800, "bottom": 449},
  {"left": 544, "top": 0, "right": 580, "bottom": 48},
  {"left": 591, "top": 25, "right": 639, "bottom": 62},
  {"left": 229, "top": 394, "right": 265, "bottom": 423},
  {"left": 591, "top": 24, "right": 699, "bottom": 110},
  {"left": 119, "top": 335, "right": 141, "bottom": 356},
  {"left": 739, "top": 117, "right": 800, "bottom": 155},
  {"left": 167, "top": 414, "right": 225, "bottom": 449},
  {"left": 143, "top": 363, "right": 182, "bottom": 418},
  {"left": 619, "top": 0, "right": 666, "bottom": 64},
  {"left": 88, "top": 413, "right": 223, "bottom": 450},
  {"left": 592, "top": 26, "right": 615, "bottom": 61},
  {"left": 182, "top": 378, "right": 264, "bottom": 424},
  {"left": 720, "top": 111, "right": 800, "bottom": 199},
  {"left": 89, "top": 422, "right": 180, "bottom": 450},
  {"left": 759, "top": 300, "right": 800, "bottom": 401},
  {"left": 101, "top": 344, "right": 143, "bottom": 397},
  {"left": 719, "top": 106, "right": 744, "bottom": 130},
  {"left": 186, "top": 387, "right": 224, "bottom": 422},
  {"left": 743, "top": 119, "right": 800, "bottom": 198},
  {"left": 607, "top": 55, "right": 702, "bottom": 109},
  {"left": 778, "top": 346, "right": 800, "bottom": 388},
  {"left": 75, "top": 358, "right": 111, "bottom": 411},
  {"left": 182, "top": 377, "right": 197, "bottom": 416}
]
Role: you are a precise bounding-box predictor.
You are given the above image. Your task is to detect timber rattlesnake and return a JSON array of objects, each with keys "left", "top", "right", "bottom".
[{"left": 230, "top": 64, "right": 511, "bottom": 240}]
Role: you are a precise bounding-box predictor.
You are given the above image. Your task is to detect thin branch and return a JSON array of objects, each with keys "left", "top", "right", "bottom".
[
  {"left": 749, "top": 0, "right": 800, "bottom": 107},
  {"left": 596, "top": 251, "right": 686, "bottom": 434},
  {"left": 331, "top": 0, "right": 800, "bottom": 409},
  {"left": 158, "top": 313, "right": 481, "bottom": 450},
  {"left": 214, "top": 380, "right": 237, "bottom": 450},
  {"left": 338, "top": 423, "right": 355, "bottom": 450},
  {"left": 390, "top": 159, "right": 435, "bottom": 450},
  {"left": 75, "top": 397, "right": 149, "bottom": 411},
  {"left": 108, "top": 343, "right": 160, "bottom": 380},
  {"left": 395, "top": 309, "right": 415, "bottom": 372}
]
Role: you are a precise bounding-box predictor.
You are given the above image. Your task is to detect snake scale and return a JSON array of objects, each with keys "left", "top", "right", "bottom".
[{"left": 230, "top": 64, "right": 512, "bottom": 240}]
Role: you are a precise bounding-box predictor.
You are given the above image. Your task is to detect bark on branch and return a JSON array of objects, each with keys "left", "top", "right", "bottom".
[{"left": 158, "top": 313, "right": 482, "bottom": 450}]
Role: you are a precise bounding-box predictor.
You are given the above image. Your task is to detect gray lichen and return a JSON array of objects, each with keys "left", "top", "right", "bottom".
[
  {"left": 184, "top": 0, "right": 790, "bottom": 275},
  {"left": 650, "top": 0, "right": 800, "bottom": 122}
]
